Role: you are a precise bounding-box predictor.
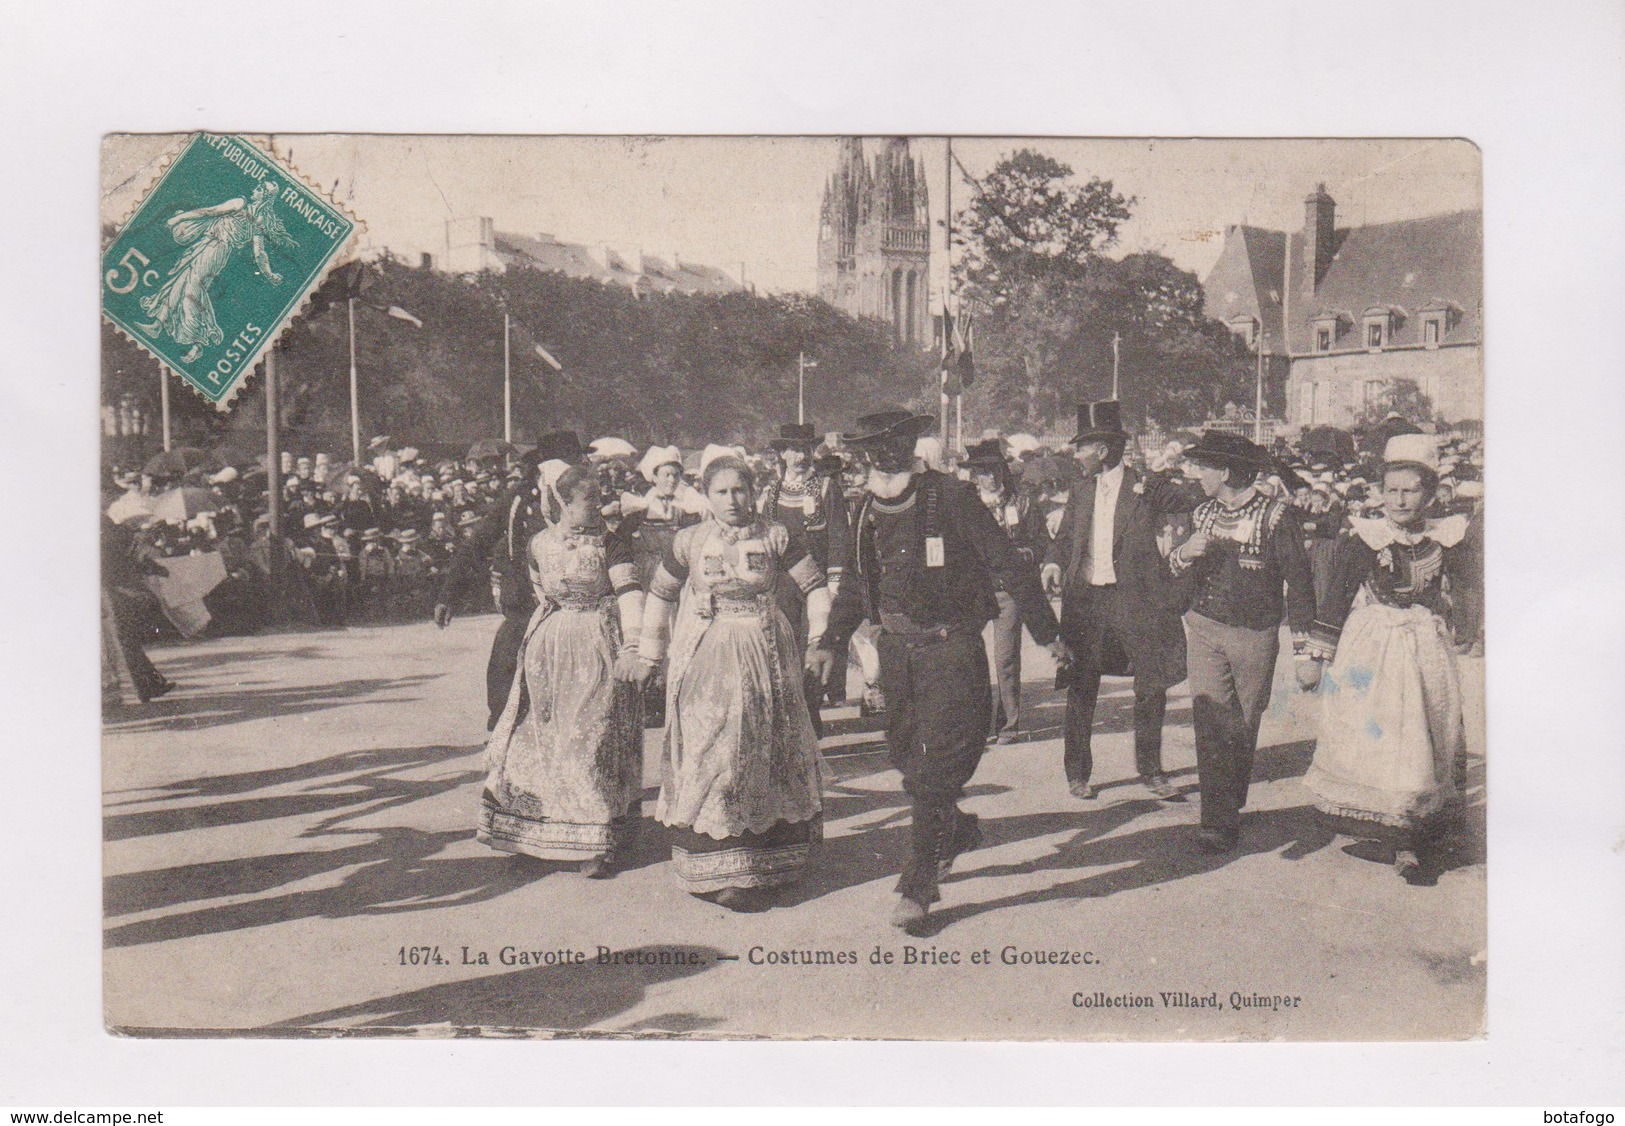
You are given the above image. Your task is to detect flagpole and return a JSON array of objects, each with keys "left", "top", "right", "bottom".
[
  {"left": 159, "top": 361, "right": 172, "bottom": 452},
  {"left": 347, "top": 296, "right": 361, "bottom": 465},
  {"left": 503, "top": 311, "right": 512, "bottom": 444},
  {"left": 1111, "top": 331, "right": 1121, "bottom": 400},
  {"left": 264, "top": 347, "right": 281, "bottom": 597},
  {"left": 941, "top": 136, "right": 953, "bottom": 446},
  {"left": 797, "top": 351, "right": 805, "bottom": 425},
  {"left": 1254, "top": 331, "right": 1266, "bottom": 444}
]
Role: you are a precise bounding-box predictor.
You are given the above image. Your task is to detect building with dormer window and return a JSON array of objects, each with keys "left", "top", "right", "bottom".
[{"left": 1203, "top": 185, "right": 1482, "bottom": 430}]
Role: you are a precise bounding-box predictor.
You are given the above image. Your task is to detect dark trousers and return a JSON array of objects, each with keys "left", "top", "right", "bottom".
[
  {"left": 876, "top": 627, "right": 992, "bottom": 904},
  {"left": 984, "top": 590, "right": 1023, "bottom": 736},
  {"left": 1063, "top": 677, "right": 1170, "bottom": 785},
  {"left": 1183, "top": 611, "right": 1279, "bottom": 834},
  {"left": 486, "top": 610, "right": 531, "bottom": 730},
  {"left": 1061, "top": 584, "right": 1169, "bottom": 786}
]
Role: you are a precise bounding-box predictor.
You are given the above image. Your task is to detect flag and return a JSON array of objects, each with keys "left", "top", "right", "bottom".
[
  {"left": 940, "top": 305, "right": 975, "bottom": 395},
  {"left": 533, "top": 342, "right": 563, "bottom": 372}
]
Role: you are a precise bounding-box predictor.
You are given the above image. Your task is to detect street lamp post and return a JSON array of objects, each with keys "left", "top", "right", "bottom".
[
  {"left": 348, "top": 296, "right": 360, "bottom": 464},
  {"left": 159, "top": 360, "right": 172, "bottom": 452},
  {"left": 797, "top": 352, "right": 817, "bottom": 425}
]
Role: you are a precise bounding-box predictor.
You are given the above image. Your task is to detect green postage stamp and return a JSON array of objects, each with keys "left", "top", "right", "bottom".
[{"left": 101, "top": 133, "right": 359, "bottom": 408}]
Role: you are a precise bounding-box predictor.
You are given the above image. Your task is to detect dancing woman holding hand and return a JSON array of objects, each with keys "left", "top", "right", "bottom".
[
  {"left": 477, "top": 464, "right": 647, "bottom": 878},
  {"left": 637, "top": 452, "right": 831, "bottom": 912}
]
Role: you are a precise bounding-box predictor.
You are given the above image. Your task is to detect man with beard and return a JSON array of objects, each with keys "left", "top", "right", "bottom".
[
  {"left": 435, "top": 431, "right": 585, "bottom": 730},
  {"left": 809, "top": 407, "right": 1066, "bottom": 935}
]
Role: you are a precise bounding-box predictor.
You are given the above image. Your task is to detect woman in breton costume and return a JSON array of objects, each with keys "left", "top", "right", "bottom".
[
  {"left": 1300, "top": 434, "right": 1477, "bottom": 882},
  {"left": 619, "top": 444, "right": 705, "bottom": 726},
  {"left": 477, "top": 464, "right": 647, "bottom": 878},
  {"left": 637, "top": 450, "right": 831, "bottom": 911}
]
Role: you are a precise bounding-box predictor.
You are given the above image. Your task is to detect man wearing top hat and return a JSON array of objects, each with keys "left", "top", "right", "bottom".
[
  {"left": 1169, "top": 430, "right": 1317, "bottom": 852},
  {"left": 435, "top": 430, "right": 585, "bottom": 729},
  {"left": 762, "top": 421, "right": 852, "bottom": 726},
  {"left": 1042, "top": 399, "right": 1196, "bottom": 802},
  {"left": 962, "top": 437, "right": 1043, "bottom": 744},
  {"left": 809, "top": 407, "right": 1065, "bottom": 934}
]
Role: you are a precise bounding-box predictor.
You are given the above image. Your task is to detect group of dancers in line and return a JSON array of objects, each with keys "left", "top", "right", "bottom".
[{"left": 459, "top": 399, "right": 1478, "bottom": 934}]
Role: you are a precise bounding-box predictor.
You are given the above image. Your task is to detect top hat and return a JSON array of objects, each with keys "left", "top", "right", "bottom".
[
  {"left": 770, "top": 422, "right": 819, "bottom": 450},
  {"left": 843, "top": 406, "right": 937, "bottom": 445},
  {"left": 960, "top": 438, "right": 1009, "bottom": 470},
  {"left": 1070, "top": 399, "right": 1127, "bottom": 446},
  {"left": 533, "top": 431, "right": 584, "bottom": 464},
  {"left": 1183, "top": 430, "right": 1272, "bottom": 471}
]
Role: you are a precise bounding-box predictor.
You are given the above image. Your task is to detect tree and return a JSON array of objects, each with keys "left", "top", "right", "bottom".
[
  {"left": 953, "top": 150, "right": 1257, "bottom": 433},
  {"left": 102, "top": 253, "right": 935, "bottom": 463}
]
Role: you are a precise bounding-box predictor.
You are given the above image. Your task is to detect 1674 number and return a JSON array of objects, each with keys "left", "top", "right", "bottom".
[{"left": 398, "top": 945, "right": 448, "bottom": 966}]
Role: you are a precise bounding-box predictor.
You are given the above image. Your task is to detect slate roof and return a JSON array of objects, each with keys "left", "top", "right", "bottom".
[
  {"left": 1289, "top": 210, "right": 1482, "bottom": 353},
  {"left": 1203, "top": 208, "right": 1482, "bottom": 356},
  {"left": 491, "top": 232, "right": 741, "bottom": 296}
]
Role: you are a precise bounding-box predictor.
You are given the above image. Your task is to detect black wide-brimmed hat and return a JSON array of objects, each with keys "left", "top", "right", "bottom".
[
  {"left": 769, "top": 422, "right": 819, "bottom": 450},
  {"left": 1183, "top": 430, "right": 1272, "bottom": 471},
  {"left": 843, "top": 406, "right": 937, "bottom": 445},
  {"left": 1070, "top": 399, "right": 1127, "bottom": 446},
  {"left": 960, "top": 438, "right": 1009, "bottom": 469},
  {"left": 534, "top": 430, "right": 585, "bottom": 464}
]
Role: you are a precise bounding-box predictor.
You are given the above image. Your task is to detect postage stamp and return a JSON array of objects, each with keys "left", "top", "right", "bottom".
[{"left": 100, "top": 133, "right": 359, "bottom": 409}]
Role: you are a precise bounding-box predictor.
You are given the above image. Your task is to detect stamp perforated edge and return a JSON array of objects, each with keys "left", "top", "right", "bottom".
[{"left": 100, "top": 132, "right": 367, "bottom": 413}]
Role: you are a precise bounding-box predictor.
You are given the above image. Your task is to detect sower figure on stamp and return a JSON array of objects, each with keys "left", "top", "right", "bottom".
[
  {"left": 436, "top": 432, "right": 585, "bottom": 730},
  {"left": 1167, "top": 431, "right": 1318, "bottom": 853},
  {"left": 809, "top": 408, "right": 1066, "bottom": 936},
  {"left": 1041, "top": 400, "right": 1195, "bottom": 802}
]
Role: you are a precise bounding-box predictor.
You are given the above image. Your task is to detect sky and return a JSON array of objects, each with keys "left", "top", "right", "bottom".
[{"left": 102, "top": 135, "right": 1481, "bottom": 299}]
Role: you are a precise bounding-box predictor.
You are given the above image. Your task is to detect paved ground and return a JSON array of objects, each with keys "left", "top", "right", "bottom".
[{"left": 103, "top": 614, "right": 1486, "bottom": 1040}]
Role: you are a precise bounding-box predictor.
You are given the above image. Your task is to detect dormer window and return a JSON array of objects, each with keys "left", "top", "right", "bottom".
[
  {"left": 1418, "top": 298, "right": 1461, "bottom": 348},
  {"left": 1362, "top": 305, "right": 1406, "bottom": 352},
  {"left": 1311, "top": 310, "right": 1349, "bottom": 353}
]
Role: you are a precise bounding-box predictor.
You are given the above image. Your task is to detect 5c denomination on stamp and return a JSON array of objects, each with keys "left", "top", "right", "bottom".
[{"left": 101, "top": 133, "right": 359, "bottom": 408}]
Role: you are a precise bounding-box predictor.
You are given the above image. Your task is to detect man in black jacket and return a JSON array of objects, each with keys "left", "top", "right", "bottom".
[
  {"left": 435, "top": 431, "right": 584, "bottom": 729},
  {"left": 810, "top": 408, "right": 1068, "bottom": 934},
  {"left": 1041, "top": 400, "right": 1195, "bottom": 802}
]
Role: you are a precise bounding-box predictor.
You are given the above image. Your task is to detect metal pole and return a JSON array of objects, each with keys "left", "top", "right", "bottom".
[
  {"left": 1111, "top": 332, "right": 1121, "bottom": 401},
  {"left": 797, "top": 351, "right": 805, "bottom": 425},
  {"left": 159, "top": 361, "right": 172, "bottom": 452},
  {"left": 941, "top": 136, "right": 953, "bottom": 444},
  {"left": 265, "top": 347, "right": 281, "bottom": 593},
  {"left": 347, "top": 297, "right": 360, "bottom": 465},
  {"left": 1254, "top": 333, "right": 1265, "bottom": 444},
  {"left": 503, "top": 311, "right": 512, "bottom": 444}
]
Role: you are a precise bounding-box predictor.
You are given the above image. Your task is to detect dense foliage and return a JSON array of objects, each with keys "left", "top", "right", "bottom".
[
  {"left": 101, "top": 255, "right": 936, "bottom": 462},
  {"left": 953, "top": 149, "right": 1260, "bottom": 433}
]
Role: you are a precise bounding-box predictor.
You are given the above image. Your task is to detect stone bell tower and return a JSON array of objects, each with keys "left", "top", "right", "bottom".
[{"left": 817, "top": 137, "right": 932, "bottom": 347}]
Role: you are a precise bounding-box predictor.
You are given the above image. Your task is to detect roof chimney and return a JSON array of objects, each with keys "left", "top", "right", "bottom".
[{"left": 1303, "top": 183, "right": 1336, "bottom": 292}]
